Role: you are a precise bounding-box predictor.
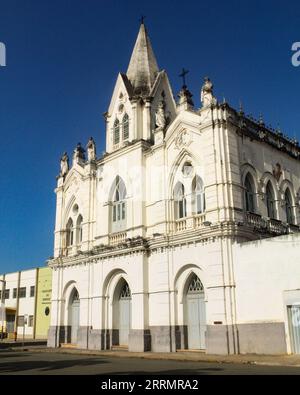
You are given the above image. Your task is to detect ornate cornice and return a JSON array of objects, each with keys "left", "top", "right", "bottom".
[{"left": 231, "top": 108, "right": 300, "bottom": 161}]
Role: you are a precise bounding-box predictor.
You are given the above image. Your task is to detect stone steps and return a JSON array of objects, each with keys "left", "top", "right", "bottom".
[
  {"left": 60, "top": 343, "right": 78, "bottom": 349},
  {"left": 111, "top": 345, "right": 128, "bottom": 351}
]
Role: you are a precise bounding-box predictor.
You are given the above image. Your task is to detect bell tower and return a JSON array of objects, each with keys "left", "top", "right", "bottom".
[{"left": 105, "top": 22, "right": 177, "bottom": 153}]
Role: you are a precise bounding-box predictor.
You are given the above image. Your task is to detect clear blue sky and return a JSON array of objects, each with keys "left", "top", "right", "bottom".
[{"left": 0, "top": 0, "right": 299, "bottom": 273}]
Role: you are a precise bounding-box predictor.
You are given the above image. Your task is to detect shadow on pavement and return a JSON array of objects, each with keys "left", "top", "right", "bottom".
[
  {"left": 98, "top": 367, "right": 224, "bottom": 375},
  {"left": 0, "top": 353, "right": 109, "bottom": 374}
]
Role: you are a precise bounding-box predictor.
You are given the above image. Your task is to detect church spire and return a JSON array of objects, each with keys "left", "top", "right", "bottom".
[{"left": 126, "top": 21, "right": 159, "bottom": 96}]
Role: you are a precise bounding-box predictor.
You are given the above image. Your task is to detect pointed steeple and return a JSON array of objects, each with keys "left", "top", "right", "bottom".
[{"left": 126, "top": 22, "right": 159, "bottom": 96}]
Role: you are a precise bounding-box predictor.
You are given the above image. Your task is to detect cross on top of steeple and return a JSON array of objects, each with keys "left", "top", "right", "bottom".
[{"left": 179, "top": 68, "right": 189, "bottom": 88}]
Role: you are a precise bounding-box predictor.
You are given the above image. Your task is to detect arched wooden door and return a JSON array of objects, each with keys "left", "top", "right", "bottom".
[
  {"left": 69, "top": 289, "right": 80, "bottom": 344},
  {"left": 186, "top": 274, "right": 206, "bottom": 350},
  {"left": 118, "top": 282, "right": 131, "bottom": 346}
]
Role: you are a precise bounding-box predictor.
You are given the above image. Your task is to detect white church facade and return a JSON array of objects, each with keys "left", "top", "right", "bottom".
[{"left": 47, "top": 22, "right": 300, "bottom": 355}]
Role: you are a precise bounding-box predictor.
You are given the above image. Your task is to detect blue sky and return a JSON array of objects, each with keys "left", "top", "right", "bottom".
[{"left": 0, "top": 0, "right": 299, "bottom": 273}]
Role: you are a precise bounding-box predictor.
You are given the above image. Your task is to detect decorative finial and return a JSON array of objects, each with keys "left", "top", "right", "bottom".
[
  {"left": 259, "top": 114, "right": 264, "bottom": 126},
  {"left": 239, "top": 100, "right": 244, "bottom": 115},
  {"left": 276, "top": 123, "right": 282, "bottom": 136},
  {"left": 179, "top": 68, "right": 189, "bottom": 88}
]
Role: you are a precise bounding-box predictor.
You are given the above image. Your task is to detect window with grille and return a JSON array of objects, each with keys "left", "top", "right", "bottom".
[
  {"left": 122, "top": 113, "right": 129, "bottom": 140},
  {"left": 174, "top": 182, "right": 187, "bottom": 219},
  {"left": 192, "top": 175, "right": 205, "bottom": 214},
  {"left": 113, "top": 119, "right": 120, "bottom": 145},
  {"left": 66, "top": 218, "right": 74, "bottom": 247},
  {"left": 19, "top": 287, "right": 26, "bottom": 298},
  {"left": 120, "top": 282, "right": 131, "bottom": 299},
  {"left": 244, "top": 174, "right": 255, "bottom": 213},
  {"left": 284, "top": 188, "right": 293, "bottom": 224},
  {"left": 266, "top": 181, "right": 276, "bottom": 219},
  {"left": 188, "top": 275, "right": 204, "bottom": 293},
  {"left": 111, "top": 176, "right": 127, "bottom": 231},
  {"left": 0, "top": 289, "right": 10, "bottom": 300},
  {"left": 76, "top": 215, "right": 83, "bottom": 244}
]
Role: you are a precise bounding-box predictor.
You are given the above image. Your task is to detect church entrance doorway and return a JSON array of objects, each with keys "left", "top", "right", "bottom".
[
  {"left": 69, "top": 289, "right": 80, "bottom": 344},
  {"left": 185, "top": 274, "right": 206, "bottom": 350},
  {"left": 118, "top": 281, "right": 131, "bottom": 346}
]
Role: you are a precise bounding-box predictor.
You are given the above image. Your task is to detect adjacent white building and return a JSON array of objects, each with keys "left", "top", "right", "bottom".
[
  {"left": 0, "top": 269, "right": 37, "bottom": 338},
  {"left": 47, "top": 22, "right": 300, "bottom": 354},
  {"left": 0, "top": 267, "right": 52, "bottom": 340}
]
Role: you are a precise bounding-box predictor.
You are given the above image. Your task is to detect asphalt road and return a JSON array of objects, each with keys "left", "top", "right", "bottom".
[{"left": 0, "top": 350, "right": 299, "bottom": 375}]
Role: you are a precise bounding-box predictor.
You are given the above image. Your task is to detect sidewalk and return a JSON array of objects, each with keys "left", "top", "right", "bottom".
[
  {"left": 0, "top": 339, "right": 47, "bottom": 349},
  {"left": 6, "top": 345, "right": 300, "bottom": 368}
]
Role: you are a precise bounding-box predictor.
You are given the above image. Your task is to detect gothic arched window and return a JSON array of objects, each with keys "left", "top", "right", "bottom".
[
  {"left": 122, "top": 113, "right": 129, "bottom": 141},
  {"left": 113, "top": 119, "right": 120, "bottom": 145},
  {"left": 244, "top": 173, "right": 255, "bottom": 213},
  {"left": 119, "top": 281, "right": 131, "bottom": 299},
  {"left": 192, "top": 175, "right": 205, "bottom": 214},
  {"left": 76, "top": 215, "right": 83, "bottom": 244},
  {"left": 66, "top": 218, "right": 74, "bottom": 247},
  {"left": 187, "top": 274, "right": 204, "bottom": 293},
  {"left": 112, "top": 176, "right": 127, "bottom": 231},
  {"left": 174, "top": 182, "right": 187, "bottom": 219},
  {"left": 284, "top": 188, "right": 293, "bottom": 224},
  {"left": 266, "top": 181, "right": 276, "bottom": 219}
]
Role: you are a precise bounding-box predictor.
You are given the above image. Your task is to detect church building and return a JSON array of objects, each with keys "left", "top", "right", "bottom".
[{"left": 47, "top": 22, "right": 300, "bottom": 355}]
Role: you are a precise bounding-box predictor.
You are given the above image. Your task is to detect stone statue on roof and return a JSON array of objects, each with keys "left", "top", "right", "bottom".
[
  {"left": 201, "top": 77, "right": 217, "bottom": 107},
  {"left": 73, "top": 142, "right": 85, "bottom": 165},
  {"left": 60, "top": 152, "right": 69, "bottom": 178},
  {"left": 155, "top": 101, "right": 166, "bottom": 131},
  {"left": 87, "top": 137, "right": 96, "bottom": 162}
]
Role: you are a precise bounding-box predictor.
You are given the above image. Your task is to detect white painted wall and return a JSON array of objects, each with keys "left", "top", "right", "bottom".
[{"left": 233, "top": 233, "right": 300, "bottom": 323}]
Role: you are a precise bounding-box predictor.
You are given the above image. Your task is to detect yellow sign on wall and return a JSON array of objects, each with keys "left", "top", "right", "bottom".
[{"left": 35, "top": 267, "right": 52, "bottom": 339}]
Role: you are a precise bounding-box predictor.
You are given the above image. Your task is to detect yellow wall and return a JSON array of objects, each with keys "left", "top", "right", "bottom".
[{"left": 35, "top": 267, "right": 52, "bottom": 339}]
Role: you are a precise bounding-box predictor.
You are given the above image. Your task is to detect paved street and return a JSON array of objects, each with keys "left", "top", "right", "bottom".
[{"left": 0, "top": 350, "right": 300, "bottom": 375}]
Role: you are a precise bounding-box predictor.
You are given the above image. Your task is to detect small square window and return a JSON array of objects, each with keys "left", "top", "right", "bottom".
[{"left": 19, "top": 287, "right": 26, "bottom": 298}]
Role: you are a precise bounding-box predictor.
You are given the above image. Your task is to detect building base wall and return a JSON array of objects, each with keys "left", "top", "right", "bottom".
[
  {"left": 237, "top": 322, "right": 287, "bottom": 354},
  {"left": 47, "top": 323, "right": 287, "bottom": 354},
  {"left": 77, "top": 326, "right": 90, "bottom": 349},
  {"left": 206, "top": 325, "right": 231, "bottom": 355},
  {"left": 149, "top": 325, "right": 186, "bottom": 352},
  {"left": 128, "top": 329, "right": 151, "bottom": 352},
  {"left": 47, "top": 325, "right": 71, "bottom": 347},
  {"left": 87, "top": 329, "right": 102, "bottom": 350}
]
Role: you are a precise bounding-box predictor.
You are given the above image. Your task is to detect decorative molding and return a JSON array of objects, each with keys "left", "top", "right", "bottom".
[{"left": 174, "top": 130, "right": 192, "bottom": 150}]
